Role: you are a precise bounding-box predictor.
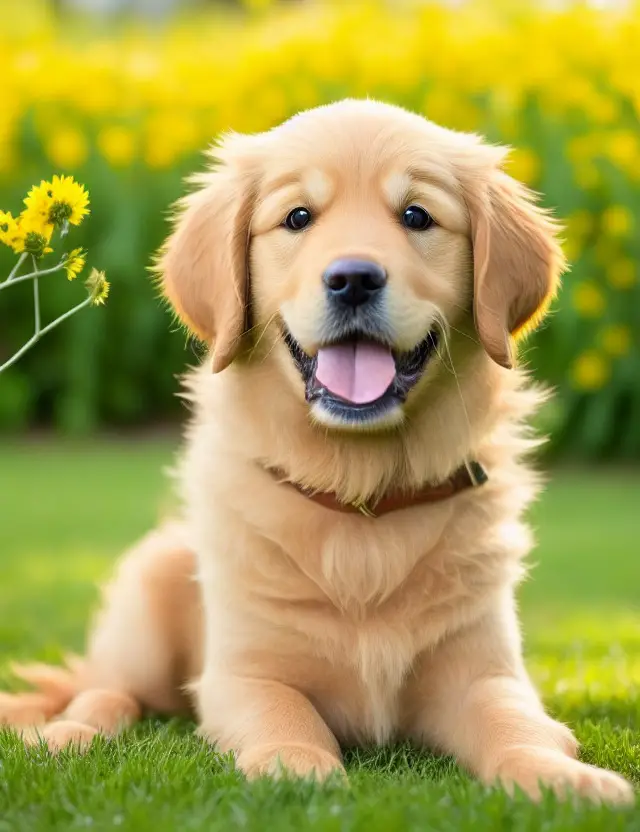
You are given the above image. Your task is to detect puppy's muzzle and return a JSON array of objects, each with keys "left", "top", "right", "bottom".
[{"left": 323, "top": 258, "right": 387, "bottom": 309}]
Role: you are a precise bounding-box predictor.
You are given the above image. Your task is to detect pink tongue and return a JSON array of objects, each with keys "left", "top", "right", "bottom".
[{"left": 315, "top": 342, "right": 396, "bottom": 404}]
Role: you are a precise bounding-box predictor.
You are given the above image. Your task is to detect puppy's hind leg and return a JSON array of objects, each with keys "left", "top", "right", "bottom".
[
  {"left": 7, "top": 522, "right": 203, "bottom": 754},
  {"left": 24, "top": 689, "right": 142, "bottom": 754},
  {"left": 0, "top": 661, "right": 79, "bottom": 728}
]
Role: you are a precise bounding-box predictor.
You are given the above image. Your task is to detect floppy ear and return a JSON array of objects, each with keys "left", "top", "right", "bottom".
[
  {"left": 158, "top": 141, "right": 257, "bottom": 372},
  {"left": 468, "top": 168, "right": 565, "bottom": 369}
]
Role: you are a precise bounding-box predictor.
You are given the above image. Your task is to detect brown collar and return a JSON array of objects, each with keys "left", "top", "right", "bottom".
[{"left": 268, "top": 460, "right": 488, "bottom": 518}]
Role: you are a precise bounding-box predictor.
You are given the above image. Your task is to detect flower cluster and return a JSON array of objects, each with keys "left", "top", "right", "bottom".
[
  {"left": 0, "top": 175, "right": 89, "bottom": 259},
  {"left": 1, "top": 176, "right": 107, "bottom": 374}
]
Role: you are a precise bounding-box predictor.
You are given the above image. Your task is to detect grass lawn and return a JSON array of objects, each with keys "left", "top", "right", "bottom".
[{"left": 0, "top": 437, "right": 638, "bottom": 830}]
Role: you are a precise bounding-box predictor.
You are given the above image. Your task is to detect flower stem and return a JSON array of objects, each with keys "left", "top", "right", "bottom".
[
  {"left": 0, "top": 262, "right": 65, "bottom": 290},
  {"left": 33, "top": 278, "right": 41, "bottom": 334},
  {"left": 0, "top": 297, "right": 92, "bottom": 374},
  {"left": 0, "top": 334, "right": 41, "bottom": 374},
  {"left": 1, "top": 252, "right": 28, "bottom": 286},
  {"left": 31, "top": 257, "right": 42, "bottom": 335},
  {"left": 38, "top": 297, "right": 92, "bottom": 339}
]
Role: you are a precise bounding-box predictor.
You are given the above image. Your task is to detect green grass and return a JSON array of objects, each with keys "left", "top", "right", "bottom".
[{"left": 0, "top": 438, "right": 638, "bottom": 831}]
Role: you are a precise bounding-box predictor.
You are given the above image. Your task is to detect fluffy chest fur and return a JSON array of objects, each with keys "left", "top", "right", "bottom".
[{"left": 186, "top": 441, "right": 532, "bottom": 744}]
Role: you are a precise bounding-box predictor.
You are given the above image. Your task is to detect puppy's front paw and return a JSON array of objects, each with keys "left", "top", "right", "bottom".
[
  {"left": 493, "top": 746, "right": 634, "bottom": 806},
  {"left": 237, "top": 742, "right": 345, "bottom": 781}
]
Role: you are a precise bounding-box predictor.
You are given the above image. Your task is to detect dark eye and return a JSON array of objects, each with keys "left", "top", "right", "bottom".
[
  {"left": 402, "top": 205, "right": 434, "bottom": 230},
  {"left": 284, "top": 207, "right": 312, "bottom": 231}
]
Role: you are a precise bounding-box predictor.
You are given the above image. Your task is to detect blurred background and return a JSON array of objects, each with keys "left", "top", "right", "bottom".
[
  {"left": 0, "top": 0, "right": 638, "bottom": 458},
  {"left": 0, "top": 4, "right": 638, "bottom": 795}
]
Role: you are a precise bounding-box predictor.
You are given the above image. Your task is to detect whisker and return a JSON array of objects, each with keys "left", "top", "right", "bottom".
[
  {"left": 446, "top": 324, "right": 481, "bottom": 348},
  {"left": 250, "top": 311, "right": 280, "bottom": 356},
  {"left": 258, "top": 328, "right": 283, "bottom": 366},
  {"left": 432, "top": 310, "right": 473, "bottom": 453},
  {"left": 244, "top": 313, "right": 278, "bottom": 340}
]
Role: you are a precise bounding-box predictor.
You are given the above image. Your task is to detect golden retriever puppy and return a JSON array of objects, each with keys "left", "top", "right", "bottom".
[{"left": 1, "top": 100, "right": 633, "bottom": 805}]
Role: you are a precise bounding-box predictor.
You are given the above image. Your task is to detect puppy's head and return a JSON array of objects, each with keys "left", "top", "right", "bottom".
[{"left": 159, "top": 100, "right": 564, "bottom": 431}]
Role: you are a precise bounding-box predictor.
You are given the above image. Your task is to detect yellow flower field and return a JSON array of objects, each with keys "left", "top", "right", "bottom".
[{"left": 0, "top": 0, "right": 638, "bottom": 455}]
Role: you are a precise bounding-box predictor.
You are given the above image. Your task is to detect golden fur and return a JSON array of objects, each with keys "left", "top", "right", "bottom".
[{"left": 1, "top": 100, "right": 633, "bottom": 805}]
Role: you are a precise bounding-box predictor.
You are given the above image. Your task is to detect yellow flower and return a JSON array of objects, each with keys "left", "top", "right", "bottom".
[
  {"left": 63, "top": 247, "right": 86, "bottom": 281},
  {"left": 567, "top": 136, "right": 592, "bottom": 164},
  {"left": 506, "top": 148, "right": 540, "bottom": 185},
  {"left": 571, "top": 351, "right": 610, "bottom": 391},
  {"left": 143, "top": 137, "right": 178, "bottom": 170},
  {"left": 607, "top": 130, "right": 638, "bottom": 168},
  {"left": 19, "top": 207, "right": 53, "bottom": 237},
  {"left": 422, "top": 88, "right": 457, "bottom": 128},
  {"left": 0, "top": 210, "right": 22, "bottom": 252},
  {"left": 45, "top": 126, "right": 89, "bottom": 170},
  {"left": 49, "top": 175, "right": 90, "bottom": 226},
  {"left": 24, "top": 176, "right": 90, "bottom": 227},
  {"left": 601, "top": 325, "right": 632, "bottom": 357},
  {"left": 85, "top": 268, "right": 110, "bottom": 305},
  {"left": 602, "top": 205, "right": 633, "bottom": 238},
  {"left": 19, "top": 197, "right": 55, "bottom": 256},
  {"left": 572, "top": 282, "right": 606, "bottom": 317},
  {"left": 22, "top": 181, "right": 54, "bottom": 227},
  {"left": 12, "top": 210, "right": 54, "bottom": 258},
  {"left": 97, "top": 125, "right": 136, "bottom": 168},
  {"left": 606, "top": 259, "right": 636, "bottom": 290}
]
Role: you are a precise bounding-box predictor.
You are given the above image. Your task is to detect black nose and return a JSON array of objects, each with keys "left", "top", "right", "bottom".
[{"left": 322, "top": 258, "right": 387, "bottom": 308}]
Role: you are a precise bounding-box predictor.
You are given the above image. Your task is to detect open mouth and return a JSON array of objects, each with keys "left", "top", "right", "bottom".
[{"left": 284, "top": 328, "right": 439, "bottom": 423}]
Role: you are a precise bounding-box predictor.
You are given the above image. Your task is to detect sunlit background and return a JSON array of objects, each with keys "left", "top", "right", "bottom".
[
  {"left": 1, "top": 0, "right": 638, "bottom": 456},
  {"left": 0, "top": 4, "right": 639, "bottom": 825}
]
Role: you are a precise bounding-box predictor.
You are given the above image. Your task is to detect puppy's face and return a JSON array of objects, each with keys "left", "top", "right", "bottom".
[
  {"left": 250, "top": 121, "right": 471, "bottom": 429},
  {"left": 161, "top": 101, "right": 564, "bottom": 432}
]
